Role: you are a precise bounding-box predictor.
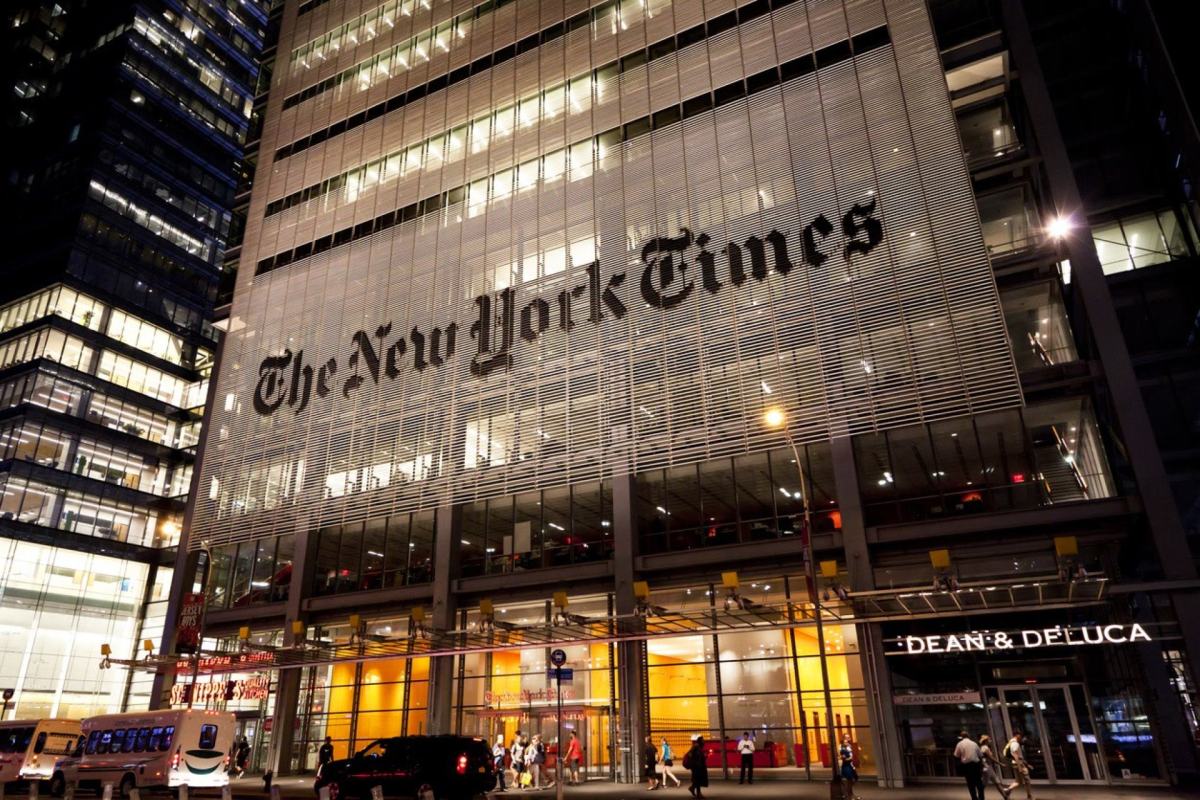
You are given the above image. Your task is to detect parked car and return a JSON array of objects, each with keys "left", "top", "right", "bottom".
[{"left": 315, "top": 736, "right": 493, "bottom": 800}]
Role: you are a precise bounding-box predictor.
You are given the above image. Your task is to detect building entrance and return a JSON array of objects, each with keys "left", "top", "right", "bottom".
[{"left": 984, "top": 684, "right": 1105, "bottom": 783}]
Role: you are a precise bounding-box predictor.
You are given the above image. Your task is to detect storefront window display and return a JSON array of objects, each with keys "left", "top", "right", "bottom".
[
  {"left": 887, "top": 610, "right": 1165, "bottom": 784},
  {"left": 646, "top": 579, "right": 872, "bottom": 780},
  {"left": 453, "top": 595, "right": 616, "bottom": 780},
  {"left": 294, "top": 619, "right": 431, "bottom": 771}
]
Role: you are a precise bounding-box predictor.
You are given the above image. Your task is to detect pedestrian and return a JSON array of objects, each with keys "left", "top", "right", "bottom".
[
  {"left": 737, "top": 731, "right": 755, "bottom": 784},
  {"left": 839, "top": 733, "right": 861, "bottom": 800},
  {"left": 317, "top": 736, "right": 335, "bottom": 769},
  {"left": 493, "top": 734, "right": 508, "bottom": 792},
  {"left": 565, "top": 730, "right": 583, "bottom": 785},
  {"left": 644, "top": 735, "right": 660, "bottom": 790},
  {"left": 531, "top": 734, "right": 550, "bottom": 789},
  {"left": 659, "top": 738, "right": 681, "bottom": 788},
  {"left": 979, "top": 734, "right": 1012, "bottom": 799},
  {"left": 954, "top": 730, "right": 985, "bottom": 800},
  {"left": 510, "top": 732, "right": 526, "bottom": 789},
  {"left": 235, "top": 735, "right": 251, "bottom": 778},
  {"left": 684, "top": 736, "right": 708, "bottom": 799},
  {"left": 1004, "top": 732, "right": 1035, "bottom": 800}
]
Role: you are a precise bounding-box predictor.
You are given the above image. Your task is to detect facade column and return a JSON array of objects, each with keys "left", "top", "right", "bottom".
[
  {"left": 831, "top": 436, "right": 904, "bottom": 788},
  {"left": 150, "top": 330, "right": 227, "bottom": 708},
  {"left": 611, "top": 474, "right": 645, "bottom": 784},
  {"left": 426, "top": 503, "right": 460, "bottom": 735},
  {"left": 266, "top": 524, "right": 318, "bottom": 776},
  {"left": 1001, "top": 0, "right": 1200, "bottom": 782}
]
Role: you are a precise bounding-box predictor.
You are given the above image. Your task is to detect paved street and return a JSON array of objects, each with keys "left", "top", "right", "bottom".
[{"left": 222, "top": 775, "right": 1200, "bottom": 800}]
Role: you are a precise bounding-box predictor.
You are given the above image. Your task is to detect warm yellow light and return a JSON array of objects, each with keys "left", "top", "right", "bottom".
[
  {"left": 763, "top": 406, "right": 787, "bottom": 430},
  {"left": 100, "top": 643, "right": 112, "bottom": 657},
  {"left": 1046, "top": 215, "right": 1072, "bottom": 240},
  {"left": 143, "top": 639, "right": 154, "bottom": 652}
]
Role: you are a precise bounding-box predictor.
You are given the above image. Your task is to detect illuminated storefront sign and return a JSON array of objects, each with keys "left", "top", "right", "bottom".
[
  {"left": 889, "top": 623, "right": 1152, "bottom": 655},
  {"left": 483, "top": 687, "right": 575, "bottom": 707},
  {"left": 174, "top": 651, "right": 276, "bottom": 673},
  {"left": 169, "top": 675, "right": 271, "bottom": 706},
  {"left": 252, "top": 209, "right": 884, "bottom": 416},
  {"left": 893, "top": 692, "right": 981, "bottom": 705}
]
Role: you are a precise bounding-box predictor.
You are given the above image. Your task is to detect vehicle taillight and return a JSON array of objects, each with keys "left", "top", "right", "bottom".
[
  {"left": 171, "top": 750, "right": 180, "bottom": 771},
  {"left": 456, "top": 754, "right": 468, "bottom": 775}
]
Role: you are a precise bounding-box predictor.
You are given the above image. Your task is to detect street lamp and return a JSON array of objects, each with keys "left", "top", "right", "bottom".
[{"left": 761, "top": 406, "right": 841, "bottom": 787}]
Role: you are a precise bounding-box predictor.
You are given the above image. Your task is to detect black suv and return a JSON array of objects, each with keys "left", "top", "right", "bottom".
[{"left": 315, "top": 736, "right": 493, "bottom": 800}]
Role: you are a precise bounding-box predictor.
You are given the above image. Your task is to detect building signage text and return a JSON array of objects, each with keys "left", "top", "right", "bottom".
[
  {"left": 169, "top": 675, "right": 271, "bottom": 706},
  {"left": 252, "top": 201, "right": 884, "bottom": 416},
  {"left": 890, "top": 623, "right": 1152, "bottom": 655},
  {"left": 893, "top": 692, "right": 982, "bottom": 705},
  {"left": 483, "top": 687, "right": 574, "bottom": 707}
]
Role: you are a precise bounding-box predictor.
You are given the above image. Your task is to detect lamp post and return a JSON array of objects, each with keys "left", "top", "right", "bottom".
[{"left": 762, "top": 407, "right": 841, "bottom": 788}]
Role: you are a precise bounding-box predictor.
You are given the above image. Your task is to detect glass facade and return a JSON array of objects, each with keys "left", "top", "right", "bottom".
[
  {"left": 0, "top": 539, "right": 154, "bottom": 718},
  {"left": 1, "top": 0, "right": 267, "bottom": 724}
]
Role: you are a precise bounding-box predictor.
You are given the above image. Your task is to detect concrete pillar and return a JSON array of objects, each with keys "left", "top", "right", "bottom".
[
  {"left": 611, "top": 474, "right": 645, "bottom": 784},
  {"left": 150, "top": 331, "right": 227, "bottom": 709},
  {"left": 830, "top": 436, "right": 905, "bottom": 787},
  {"left": 1001, "top": 0, "right": 1200, "bottom": 782},
  {"left": 266, "top": 525, "right": 317, "bottom": 776},
  {"left": 426, "top": 504, "right": 460, "bottom": 735}
]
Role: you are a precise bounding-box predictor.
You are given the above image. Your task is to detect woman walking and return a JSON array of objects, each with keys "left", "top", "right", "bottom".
[
  {"left": 685, "top": 736, "right": 708, "bottom": 799},
  {"left": 839, "top": 733, "right": 862, "bottom": 800},
  {"left": 980, "top": 734, "right": 1013, "bottom": 799},
  {"left": 659, "top": 738, "right": 681, "bottom": 787}
]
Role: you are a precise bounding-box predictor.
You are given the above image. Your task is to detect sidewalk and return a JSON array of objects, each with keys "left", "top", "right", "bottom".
[{"left": 226, "top": 775, "right": 1200, "bottom": 799}]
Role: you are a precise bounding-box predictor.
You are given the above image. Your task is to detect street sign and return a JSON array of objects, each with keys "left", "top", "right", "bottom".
[
  {"left": 550, "top": 648, "right": 567, "bottom": 667},
  {"left": 547, "top": 669, "right": 574, "bottom": 683}
]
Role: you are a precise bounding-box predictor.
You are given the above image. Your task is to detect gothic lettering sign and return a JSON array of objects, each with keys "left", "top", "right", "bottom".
[
  {"left": 251, "top": 204, "right": 883, "bottom": 417},
  {"left": 192, "top": 0, "right": 1024, "bottom": 549},
  {"left": 887, "top": 624, "right": 1153, "bottom": 656}
]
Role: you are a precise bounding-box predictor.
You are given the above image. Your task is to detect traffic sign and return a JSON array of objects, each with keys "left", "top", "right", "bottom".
[
  {"left": 550, "top": 648, "right": 567, "bottom": 667},
  {"left": 547, "top": 669, "right": 574, "bottom": 684}
]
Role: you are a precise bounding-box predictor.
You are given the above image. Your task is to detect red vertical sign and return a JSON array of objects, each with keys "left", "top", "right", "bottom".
[{"left": 176, "top": 592, "right": 206, "bottom": 654}]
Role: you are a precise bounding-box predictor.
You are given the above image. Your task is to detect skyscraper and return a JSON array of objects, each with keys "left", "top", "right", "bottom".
[
  {"left": 166, "top": 0, "right": 1200, "bottom": 787},
  {"left": 0, "top": 0, "right": 268, "bottom": 718}
]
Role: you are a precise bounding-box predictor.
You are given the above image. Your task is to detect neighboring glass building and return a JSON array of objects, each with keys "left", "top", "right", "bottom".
[
  {"left": 0, "top": 0, "right": 267, "bottom": 718},
  {"left": 165, "top": 0, "right": 1200, "bottom": 788}
]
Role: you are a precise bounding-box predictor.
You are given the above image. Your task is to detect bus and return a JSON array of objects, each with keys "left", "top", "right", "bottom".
[
  {"left": 0, "top": 719, "right": 82, "bottom": 785},
  {"left": 51, "top": 709, "right": 234, "bottom": 797}
]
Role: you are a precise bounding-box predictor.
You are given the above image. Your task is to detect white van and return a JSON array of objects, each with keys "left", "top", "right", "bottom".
[
  {"left": 52, "top": 709, "right": 234, "bottom": 797},
  {"left": 0, "top": 719, "right": 82, "bottom": 784}
]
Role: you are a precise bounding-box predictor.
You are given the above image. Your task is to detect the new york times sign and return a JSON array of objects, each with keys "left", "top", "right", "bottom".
[{"left": 252, "top": 200, "right": 882, "bottom": 416}]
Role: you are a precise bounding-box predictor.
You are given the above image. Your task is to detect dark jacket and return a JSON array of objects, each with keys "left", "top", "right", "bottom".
[
  {"left": 318, "top": 743, "right": 334, "bottom": 765},
  {"left": 687, "top": 744, "right": 708, "bottom": 786}
]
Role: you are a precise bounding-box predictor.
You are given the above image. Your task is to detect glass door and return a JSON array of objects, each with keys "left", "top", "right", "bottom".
[{"left": 986, "top": 684, "right": 1105, "bottom": 784}]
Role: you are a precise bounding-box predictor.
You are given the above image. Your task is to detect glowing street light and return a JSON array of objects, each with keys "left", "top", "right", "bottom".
[
  {"left": 1046, "top": 214, "right": 1072, "bottom": 240},
  {"left": 759, "top": 406, "right": 840, "bottom": 787}
]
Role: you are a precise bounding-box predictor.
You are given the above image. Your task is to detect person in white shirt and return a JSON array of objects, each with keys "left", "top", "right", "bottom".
[
  {"left": 952, "top": 731, "right": 984, "bottom": 800},
  {"left": 736, "top": 732, "right": 755, "bottom": 785},
  {"left": 1004, "top": 732, "right": 1035, "bottom": 799}
]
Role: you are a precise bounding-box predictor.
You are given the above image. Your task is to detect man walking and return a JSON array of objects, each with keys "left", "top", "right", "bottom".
[
  {"left": 318, "top": 736, "right": 335, "bottom": 769},
  {"left": 737, "top": 732, "right": 755, "bottom": 784},
  {"left": 1004, "top": 732, "right": 1035, "bottom": 799},
  {"left": 953, "top": 730, "right": 984, "bottom": 800}
]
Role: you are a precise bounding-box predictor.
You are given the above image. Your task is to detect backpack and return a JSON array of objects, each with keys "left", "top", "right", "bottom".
[{"left": 682, "top": 750, "right": 693, "bottom": 770}]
